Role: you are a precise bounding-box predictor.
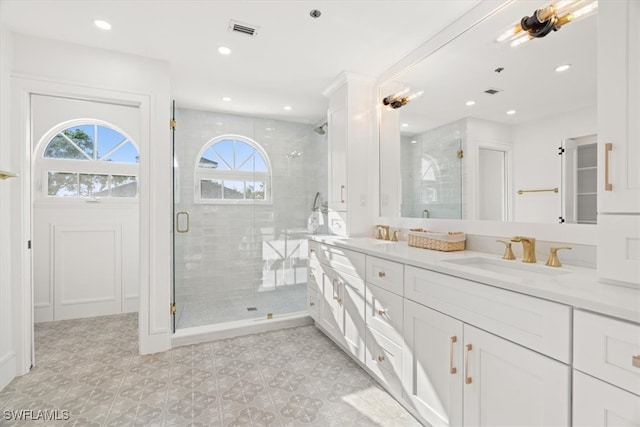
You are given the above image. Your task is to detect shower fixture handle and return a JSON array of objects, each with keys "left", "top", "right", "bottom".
[{"left": 176, "top": 211, "right": 190, "bottom": 233}]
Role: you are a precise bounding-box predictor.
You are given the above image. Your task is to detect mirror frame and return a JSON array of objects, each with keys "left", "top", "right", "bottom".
[{"left": 373, "top": 0, "right": 597, "bottom": 245}]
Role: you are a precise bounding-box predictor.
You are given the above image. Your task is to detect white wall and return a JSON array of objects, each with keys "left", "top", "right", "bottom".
[
  {"left": 0, "top": 23, "right": 16, "bottom": 391},
  {"left": 3, "top": 33, "right": 172, "bottom": 390},
  {"left": 512, "top": 106, "right": 597, "bottom": 223}
]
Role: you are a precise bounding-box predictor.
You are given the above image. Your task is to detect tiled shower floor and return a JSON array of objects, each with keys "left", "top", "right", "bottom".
[
  {"left": 175, "top": 285, "right": 308, "bottom": 329},
  {"left": 0, "top": 313, "right": 421, "bottom": 426}
]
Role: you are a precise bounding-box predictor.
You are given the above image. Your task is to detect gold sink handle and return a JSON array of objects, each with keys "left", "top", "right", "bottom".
[
  {"left": 496, "top": 240, "right": 516, "bottom": 260},
  {"left": 545, "top": 246, "right": 572, "bottom": 267}
]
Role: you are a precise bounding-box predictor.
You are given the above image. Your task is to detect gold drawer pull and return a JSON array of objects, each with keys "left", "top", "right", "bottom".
[
  {"left": 378, "top": 355, "right": 385, "bottom": 362},
  {"left": 378, "top": 309, "right": 386, "bottom": 316},
  {"left": 465, "top": 344, "right": 473, "bottom": 384},
  {"left": 449, "top": 336, "right": 458, "bottom": 375},
  {"left": 633, "top": 355, "right": 640, "bottom": 368},
  {"left": 309, "top": 302, "right": 315, "bottom": 307},
  {"left": 378, "top": 271, "right": 386, "bottom": 278}
]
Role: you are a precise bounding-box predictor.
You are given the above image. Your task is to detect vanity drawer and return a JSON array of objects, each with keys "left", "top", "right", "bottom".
[
  {"left": 366, "top": 283, "right": 403, "bottom": 345},
  {"left": 404, "top": 265, "right": 572, "bottom": 363},
  {"left": 366, "top": 256, "right": 404, "bottom": 295},
  {"left": 313, "top": 243, "right": 365, "bottom": 278},
  {"left": 365, "top": 326, "right": 403, "bottom": 396},
  {"left": 574, "top": 310, "right": 640, "bottom": 395}
]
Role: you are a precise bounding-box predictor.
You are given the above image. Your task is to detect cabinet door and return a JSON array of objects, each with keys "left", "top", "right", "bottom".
[
  {"left": 573, "top": 370, "right": 640, "bottom": 427},
  {"left": 463, "top": 325, "right": 570, "bottom": 427},
  {"left": 341, "top": 273, "right": 366, "bottom": 362},
  {"left": 308, "top": 261, "right": 322, "bottom": 320},
  {"left": 327, "top": 85, "right": 348, "bottom": 212},
  {"left": 319, "top": 270, "right": 342, "bottom": 340},
  {"left": 403, "top": 300, "right": 463, "bottom": 427},
  {"left": 598, "top": 0, "right": 640, "bottom": 213}
]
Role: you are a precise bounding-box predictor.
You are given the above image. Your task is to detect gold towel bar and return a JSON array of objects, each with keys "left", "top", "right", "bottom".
[{"left": 517, "top": 187, "right": 558, "bottom": 195}]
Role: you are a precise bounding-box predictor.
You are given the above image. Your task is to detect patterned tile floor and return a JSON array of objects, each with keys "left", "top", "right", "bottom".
[{"left": 0, "top": 314, "right": 421, "bottom": 426}]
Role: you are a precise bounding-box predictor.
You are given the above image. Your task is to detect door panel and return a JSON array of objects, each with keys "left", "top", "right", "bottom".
[{"left": 31, "top": 94, "right": 140, "bottom": 321}]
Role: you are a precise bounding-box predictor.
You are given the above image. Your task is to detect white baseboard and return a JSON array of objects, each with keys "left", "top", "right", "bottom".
[
  {"left": 0, "top": 351, "right": 16, "bottom": 391},
  {"left": 122, "top": 297, "right": 139, "bottom": 313}
]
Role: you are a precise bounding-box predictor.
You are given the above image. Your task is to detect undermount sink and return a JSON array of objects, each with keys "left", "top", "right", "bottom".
[{"left": 443, "top": 256, "right": 570, "bottom": 279}]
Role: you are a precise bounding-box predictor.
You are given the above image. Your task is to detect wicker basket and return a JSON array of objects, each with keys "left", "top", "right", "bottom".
[{"left": 407, "top": 229, "right": 466, "bottom": 252}]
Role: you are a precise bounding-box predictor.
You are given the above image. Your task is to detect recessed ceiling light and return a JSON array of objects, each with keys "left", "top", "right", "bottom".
[
  {"left": 555, "top": 64, "right": 571, "bottom": 72},
  {"left": 266, "top": 127, "right": 272, "bottom": 131},
  {"left": 283, "top": 105, "right": 292, "bottom": 111},
  {"left": 466, "top": 100, "right": 476, "bottom": 106},
  {"left": 507, "top": 110, "right": 517, "bottom": 115},
  {"left": 222, "top": 97, "right": 232, "bottom": 102},
  {"left": 218, "top": 46, "right": 232, "bottom": 55},
  {"left": 401, "top": 123, "right": 409, "bottom": 127},
  {"left": 411, "top": 140, "right": 417, "bottom": 144},
  {"left": 94, "top": 19, "right": 112, "bottom": 30}
]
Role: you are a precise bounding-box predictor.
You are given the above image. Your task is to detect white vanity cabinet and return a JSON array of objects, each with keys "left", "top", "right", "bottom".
[
  {"left": 308, "top": 241, "right": 366, "bottom": 362},
  {"left": 364, "top": 256, "right": 405, "bottom": 395},
  {"left": 597, "top": 0, "right": 640, "bottom": 286},
  {"left": 572, "top": 310, "right": 640, "bottom": 426},
  {"left": 403, "top": 266, "right": 571, "bottom": 427}
]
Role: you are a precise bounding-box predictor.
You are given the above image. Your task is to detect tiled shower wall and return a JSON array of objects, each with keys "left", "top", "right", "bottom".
[
  {"left": 174, "top": 107, "right": 326, "bottom": 328},
  {"left": 400, "top": 119, "right": 464, "bottom": 219}
]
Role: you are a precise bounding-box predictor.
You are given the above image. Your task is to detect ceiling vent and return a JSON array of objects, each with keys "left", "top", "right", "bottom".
[
  {"left": 484, "top": 88, "right": 503, "bottom": 95},
  {"left": 228, "top": 19, "right": 260, "bottom": 37}
]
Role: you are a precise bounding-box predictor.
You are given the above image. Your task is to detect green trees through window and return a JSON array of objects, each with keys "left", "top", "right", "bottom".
[{"left": 41, "top": 124, "right": 139, "bottom": 199}]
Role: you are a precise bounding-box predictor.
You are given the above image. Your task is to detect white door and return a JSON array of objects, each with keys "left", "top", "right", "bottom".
[
  {"left": 463, "top": 325, "right": 570, "bottom": 427},
  {"left": 402, "top": 300, "right": 463, "bottom": 427},
  {"left": 32, "top": 94, "right": 140, "bottom": 321}
]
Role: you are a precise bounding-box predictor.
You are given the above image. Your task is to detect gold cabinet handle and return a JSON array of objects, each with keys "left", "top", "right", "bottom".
[
  {"left": 309, "top": 302, "right": 315, "bottom": 307},
  {"left": 310, "top": 248, "right": 316, "bottom": 253},
  {"left": 176, "top": 211, "right": 190, "bottom": 233},
  {"left": 633, "top": 355, "right": 640, "bottom": 368},
  {"left": 604, "top": 143, "right": 613, "bottom": 191},
  {"left": 378, "top": 271, "right": 386, "bottom": 278},
  {"left": 464, "top": 344, "right": 473, "bottom": 384},
  {"left": 450, "top": 336, "right": 458, "bottom": 374},
  {"left": 378, "top": 355, "right": 385, "bottom": 362},
  {"left": 340, "top": 185, "right": 345, "bottom": 203},
  {"left": 378, "top": 309, "right": 386, "bottom": 316}
]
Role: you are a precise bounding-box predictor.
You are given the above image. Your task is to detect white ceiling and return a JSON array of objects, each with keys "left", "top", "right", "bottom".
[{"left": 1, "top": 0, "right": 482, "bottom": 124}]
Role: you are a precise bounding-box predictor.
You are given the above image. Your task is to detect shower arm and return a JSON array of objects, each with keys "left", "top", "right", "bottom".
[{"left": 312, "top": 192, "right": 321, "bottom": 212}]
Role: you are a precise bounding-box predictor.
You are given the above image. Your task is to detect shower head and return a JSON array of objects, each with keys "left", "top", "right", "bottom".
[{"left": 314, "top": 122, "right": 328, "bottom": 135}]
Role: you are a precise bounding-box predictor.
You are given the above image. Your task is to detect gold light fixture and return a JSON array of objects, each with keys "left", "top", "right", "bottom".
[
  {"left": 497, "top": 0, "right": 598, "bottom": 47},
  {"left": 382, "top": 89, "right": 424, "bottom": 109}
]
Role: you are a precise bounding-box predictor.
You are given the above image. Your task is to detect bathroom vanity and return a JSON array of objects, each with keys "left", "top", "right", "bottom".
[{"left": 307, "top": 236, "right": 640, "bottom": 427}]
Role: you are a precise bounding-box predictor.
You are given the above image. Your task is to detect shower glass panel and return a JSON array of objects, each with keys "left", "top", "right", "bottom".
[{"left": 173, "top": 107, "right": 323, "bottom": 329}]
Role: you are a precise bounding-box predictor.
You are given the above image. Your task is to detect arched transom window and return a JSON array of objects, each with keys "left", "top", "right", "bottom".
[
  {"left": 195, "top": 135, "right": 271, "bottom": 203},
  {"left": 38, "top": 123, "right": 139, "bottom": 199}
]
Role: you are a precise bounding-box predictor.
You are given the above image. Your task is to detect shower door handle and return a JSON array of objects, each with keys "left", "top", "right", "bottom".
[{"left": 176, "top": 211, "right": 190, "bottom": 233}]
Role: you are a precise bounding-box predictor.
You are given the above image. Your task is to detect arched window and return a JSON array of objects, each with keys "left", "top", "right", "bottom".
[
  {"left": 38, "top": 123, "right": 139, "bottom": 199},
  {"left": 195, "top": 135, "right": 271, "bottom": 203}
]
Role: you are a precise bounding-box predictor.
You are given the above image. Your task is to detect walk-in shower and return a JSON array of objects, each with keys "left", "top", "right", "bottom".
[{"left": 172, "top": 106, "right": 326, "bottom": 339}]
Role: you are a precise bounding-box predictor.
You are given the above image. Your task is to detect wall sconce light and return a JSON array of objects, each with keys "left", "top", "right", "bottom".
[
  {"left": 497, "top": 0, "right": 598, "bottom": 47},
  {"left": 382, "top": 89, "right": 424, "bottom": 109}
]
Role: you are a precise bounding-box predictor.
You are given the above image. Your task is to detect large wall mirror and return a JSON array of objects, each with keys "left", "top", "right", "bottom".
[{"left": 379, "top": 0, "right": 597, "bottom": 224}]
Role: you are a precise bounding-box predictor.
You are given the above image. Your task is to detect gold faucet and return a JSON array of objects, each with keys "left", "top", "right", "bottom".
[
  {"left": 511, "top": 236, "right": 536, "bottom": 263},
  {"left": 376, "top": 225, "right": 390, "bottom": 240},
  {"left": 546, "top": 246, "right": 572, "bottom": 267}
]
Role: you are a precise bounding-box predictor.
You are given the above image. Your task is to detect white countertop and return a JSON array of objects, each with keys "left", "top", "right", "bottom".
[{"left": 309, "top": 235, "right": 640, "bottom": 324}]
